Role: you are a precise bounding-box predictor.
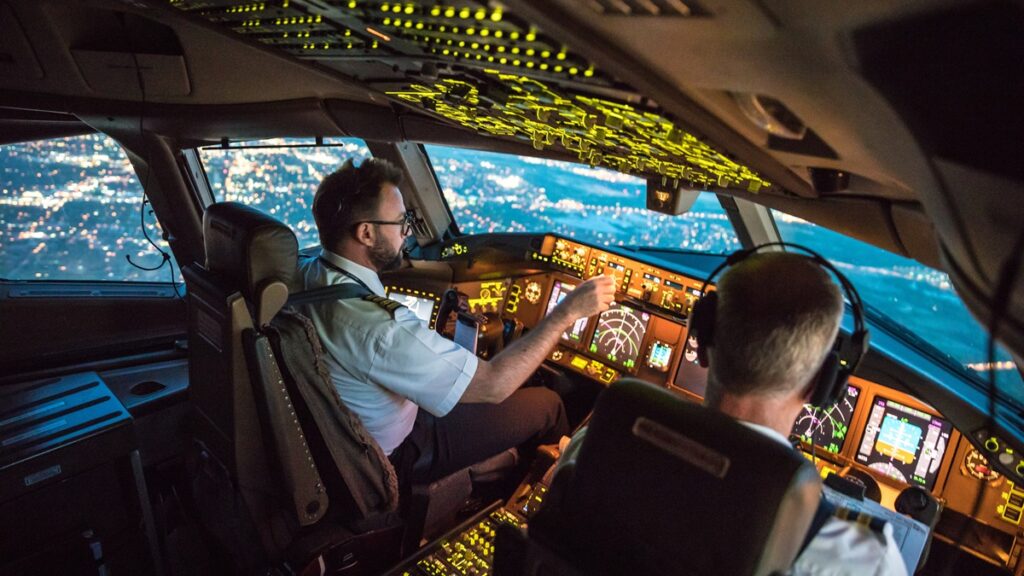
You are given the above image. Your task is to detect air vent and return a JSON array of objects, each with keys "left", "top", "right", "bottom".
[{"left": 582, "top": 0, "right": 707, "bottom": 17}]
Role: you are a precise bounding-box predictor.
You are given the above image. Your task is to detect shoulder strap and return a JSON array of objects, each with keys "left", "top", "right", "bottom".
[
  {"left": 797, "top": 494, "right": 836, "bottom": 559},
  {"left": 286, "top": 282, "right": 372, "bottom": 307},
  {"left": 287, "top": 283, "right": 407, "bottom": 319}
]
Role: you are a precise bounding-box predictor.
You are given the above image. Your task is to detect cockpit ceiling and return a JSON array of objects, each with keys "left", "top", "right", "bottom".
[{"left": 168, "top": 0, "right": 771, "bottom": 194}]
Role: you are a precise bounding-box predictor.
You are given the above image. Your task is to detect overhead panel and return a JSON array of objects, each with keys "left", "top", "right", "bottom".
[{"left": 166, "top": 0, "right": 771, "bottom": 193}]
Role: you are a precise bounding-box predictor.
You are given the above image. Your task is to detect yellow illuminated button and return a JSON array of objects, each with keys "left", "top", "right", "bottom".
[{"left": 986, "top": 437, "right": 1001, "bottom": 452}]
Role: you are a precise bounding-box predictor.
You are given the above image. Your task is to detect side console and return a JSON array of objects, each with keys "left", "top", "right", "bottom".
[{"left": 0, "top": 372, "right": 161, "bottom": 575}]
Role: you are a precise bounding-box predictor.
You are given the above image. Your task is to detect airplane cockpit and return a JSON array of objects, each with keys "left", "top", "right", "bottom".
[{"left": 1, "top": 0, "right": 1023, "bottom": 575}]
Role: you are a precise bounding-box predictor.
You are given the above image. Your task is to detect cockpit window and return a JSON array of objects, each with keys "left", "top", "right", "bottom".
[
  {"left": 199, "top": 137, "right": 372, "bottom": 249},
  {"left": 772, "top": 210, "right": 1024, "bottom": 404},
  {"left": 0, "top": 133, "right": 178, "bottom": 282},
  {"left": 425, "top": 144, "right": 741, "bottom": 254}
]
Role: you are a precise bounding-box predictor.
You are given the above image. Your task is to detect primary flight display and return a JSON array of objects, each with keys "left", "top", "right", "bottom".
[{"left": 856, "top": 396, "right": 953, "bottom": 490}]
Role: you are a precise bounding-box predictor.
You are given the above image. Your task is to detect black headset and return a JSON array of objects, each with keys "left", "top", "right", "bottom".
[{"left": 688, "top": 242, "right": 870, "bottom": 409}]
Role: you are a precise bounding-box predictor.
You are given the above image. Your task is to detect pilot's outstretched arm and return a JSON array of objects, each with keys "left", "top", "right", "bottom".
[{"left": 461, "top": 275, "right": 615, "bottom": 404}]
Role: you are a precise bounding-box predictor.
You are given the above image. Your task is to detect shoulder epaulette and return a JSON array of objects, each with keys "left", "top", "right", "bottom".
[
  {"left": 833, "top": 506, "right": 888, "bottom": 536},
  {"left": 362, "top": 294, "right": 405, "bottom": 318}
]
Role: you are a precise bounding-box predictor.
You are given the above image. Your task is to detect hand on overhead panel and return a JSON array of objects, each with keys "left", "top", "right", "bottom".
[{"left": 554, "top": 275, "right": 615, "bottom": 324}]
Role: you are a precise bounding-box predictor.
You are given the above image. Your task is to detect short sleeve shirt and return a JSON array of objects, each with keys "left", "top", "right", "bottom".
[{"left": 298, "top": 249, "right": 478, "bottom": 455}]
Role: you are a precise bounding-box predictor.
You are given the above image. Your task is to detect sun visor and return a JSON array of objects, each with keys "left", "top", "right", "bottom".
[
  {"left": 323, "top": 100, "right": 401, "bottom": 141},
  {"left": 71, "top": 50, "right": 191, "bottom": 98},
  {"left": 750, "top": 194, "right": 905, "bottom": 257},
  {"left": 890, "top": 203, "right": 940, "bottom": 270}
]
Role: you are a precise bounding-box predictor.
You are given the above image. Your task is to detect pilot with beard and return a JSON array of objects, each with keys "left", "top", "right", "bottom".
[{"left": 300, "top": 158, "right": 615, "bottom": 496}]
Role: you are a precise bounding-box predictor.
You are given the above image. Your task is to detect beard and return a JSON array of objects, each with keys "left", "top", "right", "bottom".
[{"left": 369, "top": 235, "right": 403, "bottom": 272}]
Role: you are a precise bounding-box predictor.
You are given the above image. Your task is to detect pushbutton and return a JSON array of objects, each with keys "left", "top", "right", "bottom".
[
  {"left": 1003, "top": 506, "right": 1022, "bottom": 523},
  {"left": 986, "top": 437, "right": 1001, "bottom": 452},
  {"left": 1016, "top": 461, "right": 1024, "bottom": 477},
  {"left": 1000, "top": 452, "right": 1015, "bottom": 466}
]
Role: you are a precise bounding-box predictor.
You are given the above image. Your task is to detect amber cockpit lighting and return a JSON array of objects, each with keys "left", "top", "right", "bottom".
[{"left": 168, "top": 0, "right": 771, "bottom": 193}]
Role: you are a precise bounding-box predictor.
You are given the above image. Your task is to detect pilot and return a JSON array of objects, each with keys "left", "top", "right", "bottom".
[
  {"left": 299, "top": 157, "right": 616, "bottom": 493},
  {"left": 556, "top": 252, "right": 907, "bottom": 576}
]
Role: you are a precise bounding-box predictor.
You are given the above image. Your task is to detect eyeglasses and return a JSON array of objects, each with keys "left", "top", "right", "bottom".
[{"left": 355, "top": 212, "right": 415, "bottom": 236}]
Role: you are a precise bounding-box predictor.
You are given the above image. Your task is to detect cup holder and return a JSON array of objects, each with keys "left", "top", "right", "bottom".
[{"left": 130, "top": 380, "right": 166, "bottom": 396}]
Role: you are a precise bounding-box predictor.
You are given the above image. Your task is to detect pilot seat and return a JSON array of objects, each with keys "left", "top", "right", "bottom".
[
  {"left": 496, "top": 378, "right": 824, "bottom": 576},
  {"left": 183, "top": 202, "right": 516, "bottom": 574}
]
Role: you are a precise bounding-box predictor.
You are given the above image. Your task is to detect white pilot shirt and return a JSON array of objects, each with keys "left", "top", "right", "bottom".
[
  {"left": 298, "top": 249, "right": 478, "bottom": 455},
  {"left": 554, "top": 423, "right": 908, "bottom": 576},
  {"left": 740, "top": 421, "right": 909, "bottom": 576}
]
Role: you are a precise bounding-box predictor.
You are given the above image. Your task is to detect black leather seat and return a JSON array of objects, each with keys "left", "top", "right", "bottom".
[
  {"left": 498, "top": 378, "right": 822, "bottom": 576},
  {"left": 184, "top": 202, "right": 516, "bottom": 571}
]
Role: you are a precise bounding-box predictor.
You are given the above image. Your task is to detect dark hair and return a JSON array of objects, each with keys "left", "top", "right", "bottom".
[{"left": 312, "top": 157, "right": 404, "bottom": 249}]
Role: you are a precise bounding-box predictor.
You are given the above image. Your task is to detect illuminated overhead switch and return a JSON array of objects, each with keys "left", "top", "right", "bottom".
[{"left": 605, "top": 112, "right": 624, "bottom": 130}]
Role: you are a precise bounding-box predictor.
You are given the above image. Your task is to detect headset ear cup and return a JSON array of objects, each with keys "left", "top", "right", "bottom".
[
  {"left": 690, "top": 292, "right": 717, "bottom": 368},
  {"left": 809, "top": 352, "right": 843, "bottom": 408}
]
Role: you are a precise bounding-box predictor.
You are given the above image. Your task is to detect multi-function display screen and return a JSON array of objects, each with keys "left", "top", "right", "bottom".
[
  {"left": 855, "top": 396, "right": 952, "bottom": 489},
  {"left": 387, "top": 292, "right": 437, "bottom": 326},
  {"left": 545, "top": 280, "right": 590, "bottom": 344},
  {"left": 646, "top": 341, "right": 674, "bottom": 372},
  {"left": 791, "top": 385, "right": 861, "bottom": 454},
  {"left": 588, "top": 302, "right": 651, "bottom": 370}
]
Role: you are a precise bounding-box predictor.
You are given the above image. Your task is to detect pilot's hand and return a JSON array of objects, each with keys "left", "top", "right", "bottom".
[{"left": 555, "top": 275, "right": 615, "bottom": 322}]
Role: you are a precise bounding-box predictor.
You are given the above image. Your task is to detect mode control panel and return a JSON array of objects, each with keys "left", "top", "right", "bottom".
[{"left": 548, "top": 346, "right": 619, "bottom": 385}]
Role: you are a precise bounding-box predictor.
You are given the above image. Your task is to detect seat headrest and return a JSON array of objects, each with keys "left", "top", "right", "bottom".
[
  {"left": 533, "top": 378, "right": 821, "bottom": 576},
  {"left": 204, "top": 202, "right": 299, "bottom": 311}
]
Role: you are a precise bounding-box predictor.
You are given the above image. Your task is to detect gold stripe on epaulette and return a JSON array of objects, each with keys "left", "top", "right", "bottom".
[
  {"left": 832, "top": 505, "right": 886, "bottom": 535},
  {"left": 363, "top": 294, "right": 405, "bottom": 318}
]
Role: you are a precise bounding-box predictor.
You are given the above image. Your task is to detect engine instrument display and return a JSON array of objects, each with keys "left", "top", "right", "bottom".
[
  {"left": 464, "top": 280, "right": 509, "bottom": 314},
  {"left": 856, "top": 396, "right": 952, "bottom": 489},
  {"left": 386, "top": 292, "right": 437, "bottom": 327},
  {"left": 545, "top": 280, "right": 590, "bottom": 344},
  {"left": 646, "top": 341, "right": 674, "bottom": 372},
  {"left": 791, "top": 385, "right": 861, "bottom": 454},
  {"left": 589, "top": 302, "right": 651, "bottom": 370}
]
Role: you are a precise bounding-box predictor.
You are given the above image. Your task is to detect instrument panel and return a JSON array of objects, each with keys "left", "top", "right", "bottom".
[
  {"left": 400, "top": 233, "right": 1024, "bottom": 568},
  {"left": 545, "top": 236, "right": 706, "bottom": 316}
]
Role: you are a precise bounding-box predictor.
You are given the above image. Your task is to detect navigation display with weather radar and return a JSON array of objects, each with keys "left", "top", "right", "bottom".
[
  {"left": 856, "top": 395, "right": 952, "bottom": 489},
  {"left": 791, "top": 385, "right": 860, "bottom": 454},
  {"left": 588, "top": 302, "right": 651, "bottom": 370}
]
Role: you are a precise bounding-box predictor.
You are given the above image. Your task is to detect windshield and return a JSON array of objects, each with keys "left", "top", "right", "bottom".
[
  {"left": 199, "top": 138, "right": 372, "bottom": 249},
  {"left": 426, "top": 144, "right": 741, "bottom": 254},
  {"left": 772, "top": 210, "right": 1023, "bottom": 406},
  {"left": 0, "top": 132, "right": 178, "bottom": 282}
]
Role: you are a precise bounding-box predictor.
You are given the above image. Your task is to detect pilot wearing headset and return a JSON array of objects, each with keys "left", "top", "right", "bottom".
[
  {"left": 299, "top": 157, "right": 615, "bottom": 495},
  {"left": 555, "top": 251, "right": 907, "bottom": 576}
]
